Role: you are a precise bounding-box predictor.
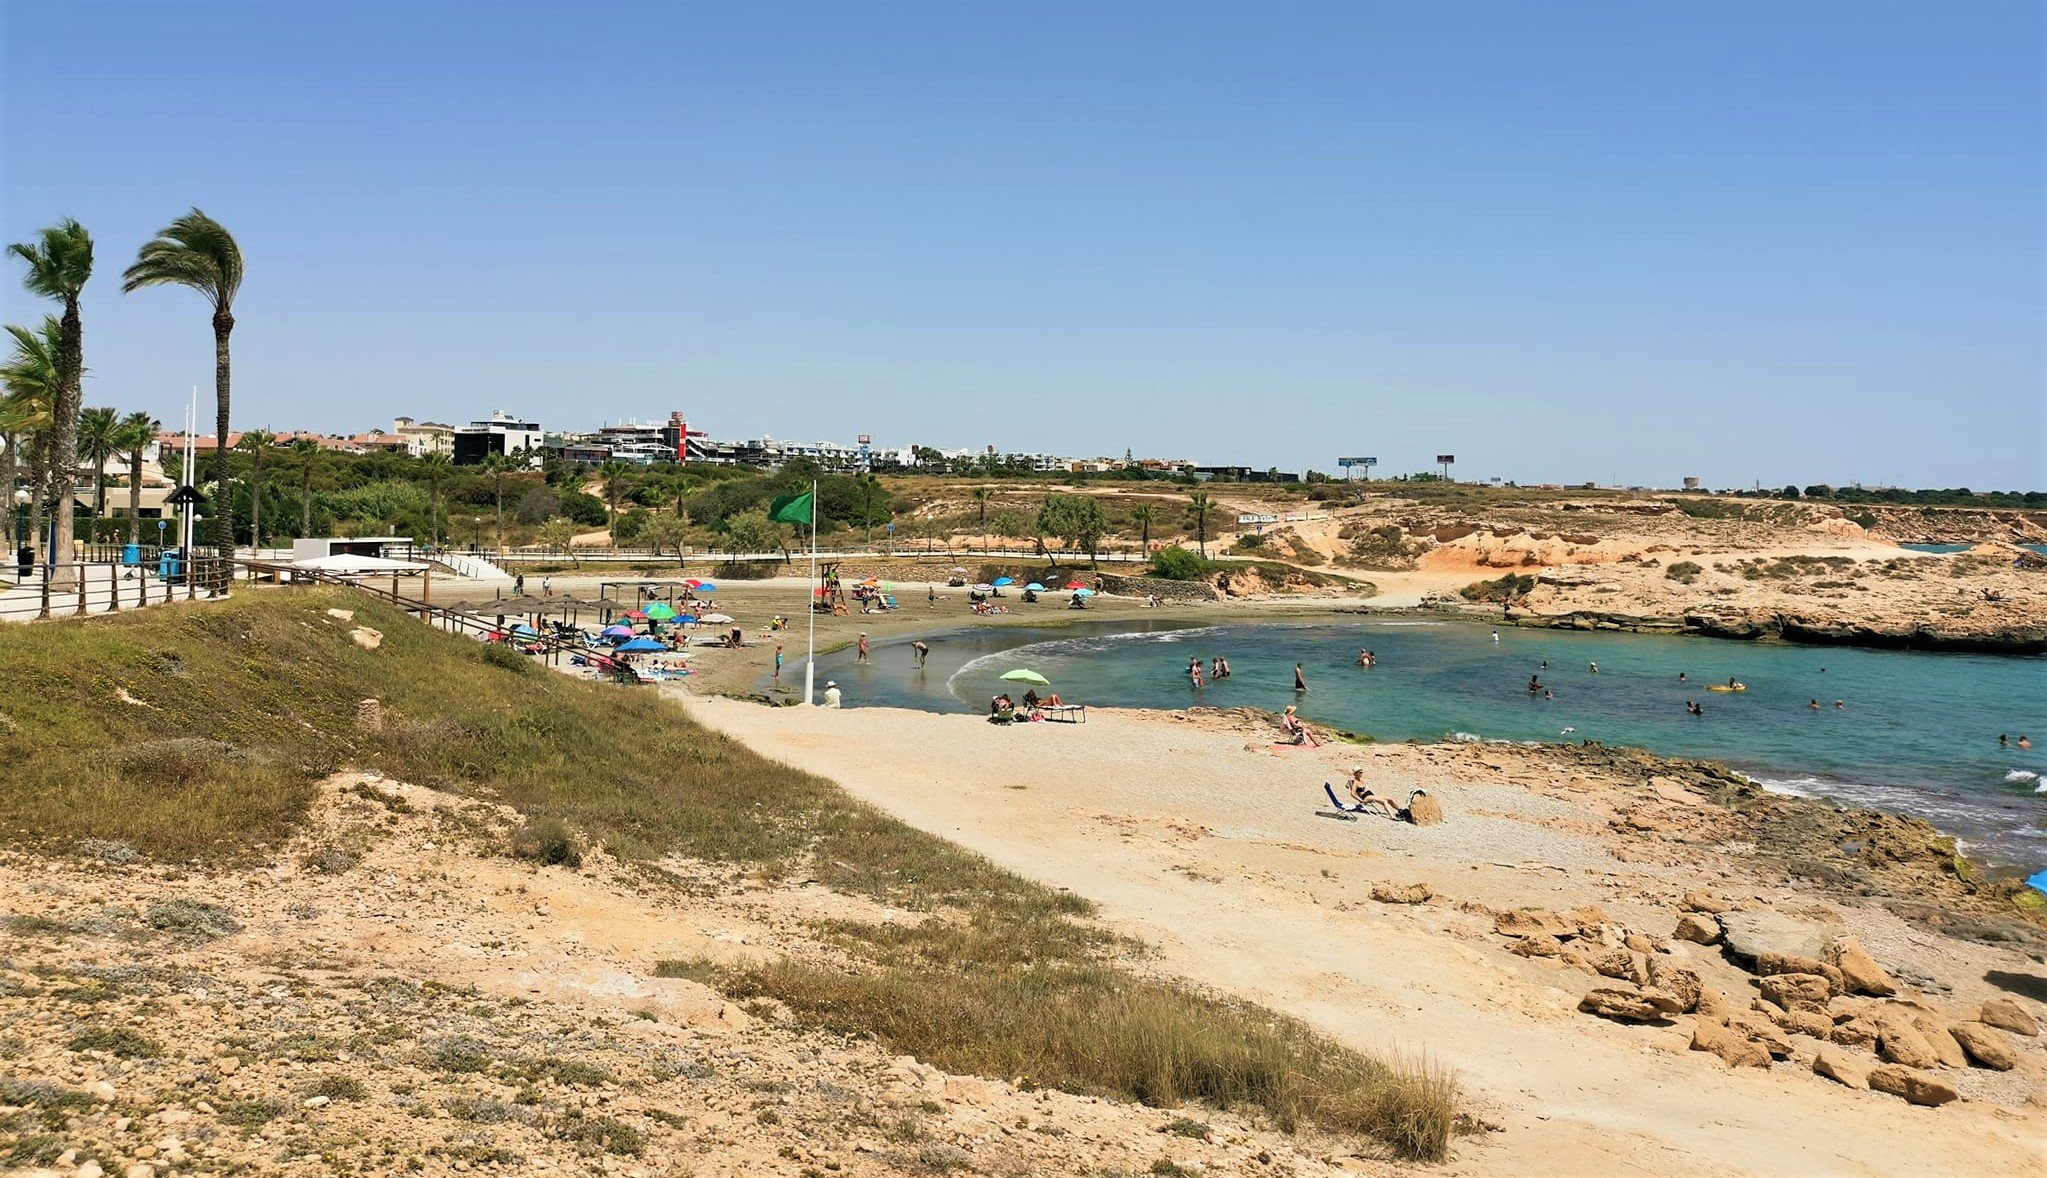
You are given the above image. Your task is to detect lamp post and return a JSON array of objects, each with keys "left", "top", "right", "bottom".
[
  {"left": 472, "top": 516, "right": 481, "bottom": 552},
  {"left": 12, "top": 487, "right": 27, "bottom": 552}
]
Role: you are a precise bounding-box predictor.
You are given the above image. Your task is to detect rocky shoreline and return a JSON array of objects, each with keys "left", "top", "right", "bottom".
[{"left": 1497, "top": 607, "right": 2047, "bottom": 655}]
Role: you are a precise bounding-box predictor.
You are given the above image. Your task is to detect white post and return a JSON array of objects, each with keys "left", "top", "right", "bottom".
[{"left": 803, "top": 479, "right": 818, "bottom": 705}]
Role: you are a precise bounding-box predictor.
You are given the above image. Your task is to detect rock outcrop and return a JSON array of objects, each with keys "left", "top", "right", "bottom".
[{"left": 1867, "top": 1064, "right": 1959, "bottom": 1107}]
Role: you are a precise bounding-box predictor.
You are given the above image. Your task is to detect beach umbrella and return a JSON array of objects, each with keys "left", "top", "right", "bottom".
[
  {"left": 1000, "top": 669, "right": 1051, "bottom": 686},
  {"left": 1025, "top": 582, "right": 1045, "bottom": 592},
  {"left": 683, "top": 578, "right": 702, "bottom": 587},
  {"left": 511, "top": 623, "right": 540, "bottom": 636},
  {"left": 617, "top": 637, "right": 666, "bottom": 652},
  {"left": 700, "top": 613, "right": 735, "bottom": 624},
  {"left": 625, "top": 609, "right": 648, "bottom": 620},
  {"left": 694, "top": 582, "right": 718, "bottom": 593},
  {"left": 645, "top": 602, "right": 678, "bottom": 620},
  {"left": 972, "top": 583, "right": 994, "bottom": 592},
  {"left": 950, "top": 566, "right": 968, "bottom": 573},
  {"left": 601, "top": 624, "right": 634, "bottom": 637},
  {"left": 992, "top": 577, "right": 1014, "bottom": 587},
  {"left": 1064, "top": 581, "right": 1086, "bottom": 590},
  {"left": 676, "top": 614, "right": 699, "bottom": 625},
  {"left": 1073, "top": 588, "right": 1095, "bottom": 597}
]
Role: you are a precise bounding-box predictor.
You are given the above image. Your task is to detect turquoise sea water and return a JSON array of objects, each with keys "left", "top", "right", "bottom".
[
  {"left": 1902, "top": 542, "right": 2047, "bottom": 555},
  {"left": 808, "top": 618, "right": 2047, "bottom": 872}
]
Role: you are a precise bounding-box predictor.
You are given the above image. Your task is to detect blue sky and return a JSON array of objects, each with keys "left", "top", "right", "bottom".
[{"left": 3, "top": 0, "right": 2040, "bottom": 489}]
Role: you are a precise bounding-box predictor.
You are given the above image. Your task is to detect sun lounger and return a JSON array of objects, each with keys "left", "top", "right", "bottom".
[
  {"left": 1037, "top": 704, "right": 1087, "bottom": 724},
  {"left": 1323, "top": 783, "right": 1367, "bottom": 813}
]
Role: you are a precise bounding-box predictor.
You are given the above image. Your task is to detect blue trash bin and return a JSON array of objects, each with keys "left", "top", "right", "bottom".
[{"left": 121, "top": 543, "right": 141, "bottom": 566}]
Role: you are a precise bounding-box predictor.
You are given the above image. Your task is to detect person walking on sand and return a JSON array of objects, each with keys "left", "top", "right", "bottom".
[
  {"left": 514, "top": 572, "right": 525, "bottom": 596},
  {"left": 857, "top": 633, "right": 869, "bottom": 663},
  {"left": 912, "top": 640, "right": 930, "bottom": 668},
  {"left": 928, "top": 584, "right": 936, "bottom": 606},
  {"left": 1294, "top": 663, "right": 1308, "bottom": 692},
  {"left": 542, "top": 575, "right": 552, "bottom": 597},
  {"left": 773, "top": 643, "right": 784, "bottom": 682}
]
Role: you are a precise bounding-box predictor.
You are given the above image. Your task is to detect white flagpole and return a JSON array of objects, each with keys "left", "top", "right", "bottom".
[{"left": 803, "top": 479, "right": 818, "bottom": 706}]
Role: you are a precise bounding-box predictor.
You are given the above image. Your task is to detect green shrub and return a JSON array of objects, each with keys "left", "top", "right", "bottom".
[
  {"left": 480, "top": 643, "right": 534, "bottom": 674},
  {"left": 1460, "top": 573, "right": 1534, "bottom": 602},
  {"left": 510, "top": 817, "right": 582, "bottom": 867},
  {"left": 1664, "top": 561, "right": 1703, "bottom": 585},
  {"left": 1151, "top": 546, "right": 1207, "bottom": 580}
]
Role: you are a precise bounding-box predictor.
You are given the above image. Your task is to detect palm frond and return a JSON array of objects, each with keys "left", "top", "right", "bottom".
[
  {"left": 121, "top": 208, "right": 242, "bottom": 307},
  {"left": 8, "top": 219, "right": 94, "bottom": 301}
]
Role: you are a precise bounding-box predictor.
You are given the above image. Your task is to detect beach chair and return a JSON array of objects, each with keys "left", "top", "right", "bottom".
[{"left": 1038, "top": 704, "right": 1087, "bottom": 724}]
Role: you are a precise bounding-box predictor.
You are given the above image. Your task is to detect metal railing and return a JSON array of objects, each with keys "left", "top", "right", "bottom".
[{"left": 0, "top": 554, "right": 232, "bottom": 622}]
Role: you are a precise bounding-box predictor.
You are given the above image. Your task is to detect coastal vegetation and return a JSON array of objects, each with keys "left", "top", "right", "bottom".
[{"left": 0, "top": 592, "right": 1456, "bottom": 1158}]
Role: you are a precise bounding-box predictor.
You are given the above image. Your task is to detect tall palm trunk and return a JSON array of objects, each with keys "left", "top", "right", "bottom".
[
  {"left": 26, "top": 432, "right": 50, "bottom": 567},
  {"left": 211, "top": 307, "right": 234, "bottom": 558},
  {"left": 2, "top": 429, "right": 15, "bottom": 549},
  {"left": 127, "top": 450, "right": 142, "bottom": 543},
  {"left": 47, "top": 296, "right": 81, "bottom": 578}
]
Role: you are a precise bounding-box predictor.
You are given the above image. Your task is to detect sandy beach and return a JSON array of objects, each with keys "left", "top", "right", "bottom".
[{"left": 678, "top": 696, "right": 2047, "bottom": 1176}]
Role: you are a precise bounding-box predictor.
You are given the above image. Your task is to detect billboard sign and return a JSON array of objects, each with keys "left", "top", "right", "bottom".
[
  {"left": 1237, "top": 513, "right": 1279, "bottom": 525},
  {"left": 1336, "top": 456, "right": 1378, "bottom": 468},
  {"left": 1435, "top": 454, "right": 1456, "bottom": 465}
]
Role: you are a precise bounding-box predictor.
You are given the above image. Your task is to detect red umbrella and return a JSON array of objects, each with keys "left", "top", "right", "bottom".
[
  {"left": 1064, "top": 581, "right": 1086, "bottom": 590},
  {"left": 625, "top": 609, "right": 649, "bottom": 619}
]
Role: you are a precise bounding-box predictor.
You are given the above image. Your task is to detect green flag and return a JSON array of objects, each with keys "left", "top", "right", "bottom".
[{"left": 770, "top": 490, "right": 815, "bottom": 525}]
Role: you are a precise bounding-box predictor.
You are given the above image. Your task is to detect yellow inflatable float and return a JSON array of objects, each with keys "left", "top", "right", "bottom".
[{"left": 1706, "top": 682, "right": 1747, "bottom": 693}]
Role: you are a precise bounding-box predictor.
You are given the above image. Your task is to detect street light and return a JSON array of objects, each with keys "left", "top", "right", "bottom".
[
  {"left": 472, "top": 516, "right": 481, "bottom": 551},
  {"left": 12, "top": 487, "right": 27, "bottom": 550}
]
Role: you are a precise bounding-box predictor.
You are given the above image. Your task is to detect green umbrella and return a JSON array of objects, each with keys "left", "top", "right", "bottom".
[
  {"left": 1000, "top": 669, "right": 1050, "bottom": 686},
  {"left": 645, "top": 602, "right": 678, "bottom": 620}
]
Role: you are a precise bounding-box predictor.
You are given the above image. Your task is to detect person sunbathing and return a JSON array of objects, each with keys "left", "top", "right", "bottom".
[
  {"left": 1323, "top": 771, "right": 1428, "bottom": 821},
  {"left": 1281, "top": 705, "right": 1320, "bottom": 746}
]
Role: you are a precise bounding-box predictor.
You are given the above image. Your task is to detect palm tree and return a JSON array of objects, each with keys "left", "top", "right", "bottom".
[
  {"left": 970, "top": 486, "right": 993, "bottom": 551},
  {"left": 419, "top": 451, "right": 450, "bottom": 546},
  {"left": 290, "top": 436, "right": 321, "bottom": 535},
  {"left": 1187, "top": 490, "right": 1214, "bottom": 558},
  {"left": 596, "top": 458, "right": 628, "bottom": 542},
  {"left": 1130, "top": 502, "right": 1155, "bottom": 554},
  {"left": 480, "top": 451, "right": 512, "bottom": 551},
  {"left": 236, "top": 429, "right": 275, "bottom": 550},
  {"left": 9, "top": 221, "right": 92, "bottom": 577},
  {"left": 114, "top": 411, "right": 159, "bottom": 543},
  {"left": 122, "top": 209, "right": 243, "bottom": 560},
  {"left": 76, "top": 406, "right": 120, "bottom": 525},
  {"left": 1, "top": 318, "right": 62, "bottom": 563}
]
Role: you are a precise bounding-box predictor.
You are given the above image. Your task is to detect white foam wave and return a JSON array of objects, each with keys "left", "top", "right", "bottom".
[{"left": 2006, "top": 769, "right": 2040, "bottom": 783}]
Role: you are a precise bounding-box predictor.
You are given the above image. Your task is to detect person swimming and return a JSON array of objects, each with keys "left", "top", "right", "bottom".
[
  {"left": 1588, "top": 662, "right": 1599, "bottom": 674},
  {"left": 1543, "top": 689, "right": 1555, "bottom": 700},
  {"left": 1810, "top": 699, "right": 1821, "bottom": 710},
  {"left": 1678, "top": 672, "right": 1688, "bottom": 683},
  {"left": 1686, "top": 699, "right": 1702, "bottom": 715},
  {"left": 2001, "top": 734, "right": 2010, "bottom": 748},
  {"left": 1834, "top": 700, "right": 1845, "bottom": 710},
  {"left": 1528, "top": 675, "right": 1541, "bottom": 694},
  {"left": 2020, "top": 735, "right": 2034, "bottom": 750}
]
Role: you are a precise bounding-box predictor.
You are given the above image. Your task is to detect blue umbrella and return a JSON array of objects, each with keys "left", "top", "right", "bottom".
[
  {"left": 617, "top": 637, "right": 666, "bottom": 652},
  {"left": 694, "top": 582, "right": 718, "bottom": 593},
  {"left": 1073, "top": 588, "right": 1095, "bottom": 597},
  {"left": 1024, "top": 582, "right": 1045, "bottom": 591},
  {"left": 511, "top": 623, "right": 540, "bottom": 636},
  {"left": 991, "top": 577, "right": 1014, "bottom": 587},
  {"left": 676, "top": 614, "right": 699, "bottom": 625}
]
